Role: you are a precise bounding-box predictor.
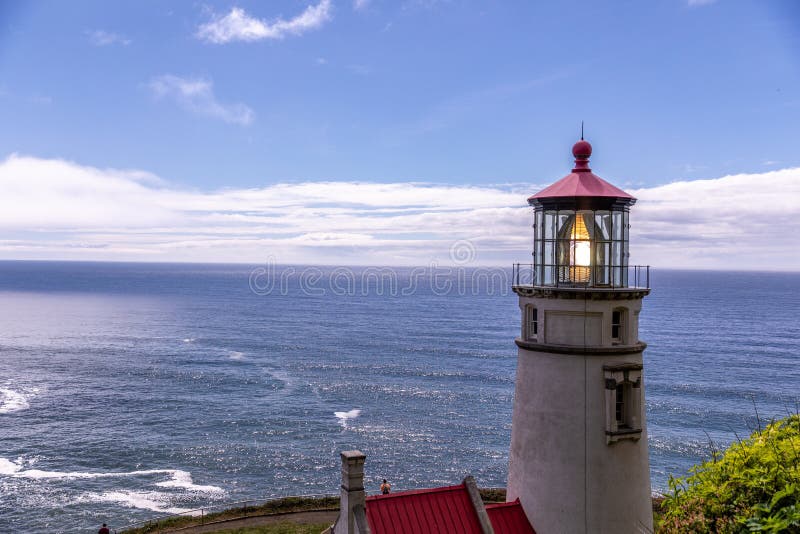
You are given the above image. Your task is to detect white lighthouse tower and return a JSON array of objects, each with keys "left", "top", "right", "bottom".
[{"left": 507, "top": 138, "right": 653, "bottom": 533}]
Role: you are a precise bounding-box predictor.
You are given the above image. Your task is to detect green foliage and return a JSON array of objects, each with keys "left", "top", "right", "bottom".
[{"left": 660, "top": 414, "right": 800, "bottom": 533}]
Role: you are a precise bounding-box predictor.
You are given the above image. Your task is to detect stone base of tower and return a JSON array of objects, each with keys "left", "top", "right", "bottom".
[{"left": 507, "top": 346, "right": 653, "bottom": 534}]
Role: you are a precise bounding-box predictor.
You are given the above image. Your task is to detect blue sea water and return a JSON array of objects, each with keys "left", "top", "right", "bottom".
[{"left": 0, "top": 261, "right": 798, "bottom": 533}]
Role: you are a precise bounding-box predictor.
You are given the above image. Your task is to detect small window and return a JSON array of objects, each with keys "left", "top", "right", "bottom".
[
  {"left": 604, "top": 364, "right": 642, "bottom": 444},
  {"left": 525, "top": 306, "right": 538, "bottom": 340},
  {"left": 615, "top": 383, "right": 631, "bottom": 429},
  {"left": 611, "top": 308, "right": 625, "bottom": 344}
]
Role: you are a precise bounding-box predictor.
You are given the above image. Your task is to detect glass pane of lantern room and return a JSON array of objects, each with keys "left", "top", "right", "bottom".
[
  {"left": 544, "top": 211, "right": 557, "bottom": 240},
  {"left": 595, "top": 241, "right": 611, "bottom": 285},
  {"left": 612, "top": 242, "right": 623, "bottom": 286},
  {"left": 578, "top": 211, "right": 594, "bottom": 239},
  {"left": 623, "top": 211, "right": 629, "bottom": 242},
  {"left": 543, "top": 265, "right": 554, "bottom": 286},
  {"left": 612, "top": 211, "right": 624, "bottom": 240},
  {"left": 595, "top": 212, "right": 611, "bottom": 240},
  {"left": 543, "top": 240, "right": 555, "bottom": 285},
  {"left": 572, "top": 212, "right": 592, "bottom": 282},
  {"left": 622, "top": 240, "right": 629, "bottom": 286},
  {"left": 557, "top": 212, "right": 573, "bottom": 239},
  {"left": 533, "top": 210, "right": 542, "bottom": 272}
]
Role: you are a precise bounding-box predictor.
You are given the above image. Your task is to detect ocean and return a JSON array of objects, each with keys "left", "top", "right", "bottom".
[{"left": 0, "top": 261, "right": 798, "bottom": 533}]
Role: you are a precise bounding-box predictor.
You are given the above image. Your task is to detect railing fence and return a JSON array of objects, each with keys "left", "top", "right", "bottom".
[
  {"left": 112, "top": 492, "right": 338, "bottom": 534},
  {"left": 512, "top": 264, "right": 650, "bottom": 289}
]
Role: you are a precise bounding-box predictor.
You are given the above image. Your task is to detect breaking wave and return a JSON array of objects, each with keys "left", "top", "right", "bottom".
[
  {"left": 4, "top": 462, "right": 222, "bottom": 491},
  {"left": 334, "top": 408, "right": 361, "bottom": 428},
  {"left": 0, "top": 456, "right": 23, "bottom": 475},
  {"left": 78, "top": 490, "right": 197, "bottom": 515},
  {"left": 0, "top": 456, "right": 224, "bottom": 514},
  {"left": 0, "top": 387, "right": 32, "bottom": 414}
]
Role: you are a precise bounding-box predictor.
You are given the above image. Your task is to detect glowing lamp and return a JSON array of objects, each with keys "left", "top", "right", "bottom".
[
  {"left": 574, "top": 242, "right": 591, "bottom": 267},
  {"left": 569, "top": 214, "right": 591, "bottom": 282}
]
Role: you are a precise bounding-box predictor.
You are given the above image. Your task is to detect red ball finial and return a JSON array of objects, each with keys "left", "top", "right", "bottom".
[
  {"left": 572, "top": 139, "right": 592, "bottom": 159},
  {"left": 572, "top": 139, "right": 592, "bottom": 171}
]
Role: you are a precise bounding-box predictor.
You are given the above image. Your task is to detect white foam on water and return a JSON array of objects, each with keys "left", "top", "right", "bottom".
[
  {"left": 1, "top": 461, "right": 224, "bottom": 494},
  {"left": 154, "top": 470, "right": 225, "bottom": 493},
  {"left": 0, "top": 456, "right": 22, "bottom": 475},
  {"left": 85, "top": 490, "right": 198, "bottom": 515},
  {"left": 227, "top": 351, "right": 245, "bottom": 360},
  {"left": 0, "top": 388, "right": 31, "bottom": 414},
  {"left": 264, "top": 368, "right": 296, "bottom": 393},
  {"left": 334, "top": 409, "right": 362, "bottom": 428},
  {"left": 5, "top": 458, "right": 225, "bottom": 518},
  {"left": 12, "top": 467, "right": 168, "bottom": 480},
  {"left": 182, "top": 338, "right": 195, "bottom": 343}
]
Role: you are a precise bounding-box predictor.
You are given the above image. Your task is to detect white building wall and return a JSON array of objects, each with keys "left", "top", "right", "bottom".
[{"left": 507, "top": 292, "right": 653, "bottom": 534}]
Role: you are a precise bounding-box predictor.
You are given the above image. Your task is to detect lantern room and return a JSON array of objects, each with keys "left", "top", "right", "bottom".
[{"left": 527, "top": 139, "right": 637, "bottom": 288}]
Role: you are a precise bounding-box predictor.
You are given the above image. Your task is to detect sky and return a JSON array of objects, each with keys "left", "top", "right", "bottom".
[{"left": 0, "top": 0, "right": 798, "bottom": 269}]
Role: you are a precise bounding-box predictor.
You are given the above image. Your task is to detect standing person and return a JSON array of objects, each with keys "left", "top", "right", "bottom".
[
  {"left": 380, "top": 479, "right": 391, "bottom": 494},
  {"left": 98, "top": 523, "right": 110, "bottom": 534}
]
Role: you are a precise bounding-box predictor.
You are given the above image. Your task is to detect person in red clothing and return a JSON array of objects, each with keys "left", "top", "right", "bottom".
[{"left": 98, "top": 523, "right": 110, "bottom": 534}]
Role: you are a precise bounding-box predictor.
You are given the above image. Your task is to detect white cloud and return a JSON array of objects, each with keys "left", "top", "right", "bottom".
[
  {"left": 86, "top": 30, "right": 131, "bottom": 46},
  {"left": 630, "top": 168, "right": 800, "bottom": 269},
  {"left": 0, "top": 154, "right": 798, "bottom": 270},
  {"left": 353, "top": 0, "right": 371, "bottom": 10},
  {"left": 0, "top": 155, "right": 176, "bottom": 230},
  {"left": 147, "top": 75, "right": 254, "bottom": 126},
  {"left": 687, "top": 0, "right": 716, "bottom": 6},
  {"left": 196, "top": 2, "right": 332, "bottom": 44}
]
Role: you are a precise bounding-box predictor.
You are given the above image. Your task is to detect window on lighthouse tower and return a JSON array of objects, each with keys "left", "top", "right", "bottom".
[
  {"left": 615, "top": 383, "right": 629, "bottom": 428},
  {"left": 604, "top": 364, "right": 643, "bottom": 443},
  {"left": 611, "top": 308, "right": 626, "bottom": 344},
  {"left": 524, "top": 305, "right": 538, "bottom": 340}
]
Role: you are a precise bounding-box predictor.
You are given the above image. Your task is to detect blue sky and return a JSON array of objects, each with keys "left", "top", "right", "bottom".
[{"left": 0, "top": 0, "right": 798, "bottom": 268}]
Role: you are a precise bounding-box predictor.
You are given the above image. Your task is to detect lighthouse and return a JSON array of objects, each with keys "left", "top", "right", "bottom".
[{"left": 507, "top": 138, "right": 653, "bottom": 533}]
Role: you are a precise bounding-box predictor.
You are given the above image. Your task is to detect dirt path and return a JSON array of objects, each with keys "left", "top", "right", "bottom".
[{"left": 163, "top": 509, "right": 338, "bottom": 533}]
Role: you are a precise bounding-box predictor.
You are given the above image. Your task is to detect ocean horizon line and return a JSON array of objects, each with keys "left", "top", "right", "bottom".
[{"left": 0, "top": 258, "right": 798, "bottom": 274}]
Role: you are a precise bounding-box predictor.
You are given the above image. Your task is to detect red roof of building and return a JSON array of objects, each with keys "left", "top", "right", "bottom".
[
  {"left": 528, "top": 139, "right": 635, "bottom": 202},
  {"left": 486, "top": 499, "right": 537, "bottom": 534},
  {"left": 366, "top": 484, "right": 484, "bottom": 534},
  {"left": 365, "top": 484, "right": 536, "bottom": 534}
]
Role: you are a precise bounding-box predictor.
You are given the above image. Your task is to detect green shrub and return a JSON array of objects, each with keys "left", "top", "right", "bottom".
[{"left": 660, "top": 414, "right": 800, "bottom": 533}]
